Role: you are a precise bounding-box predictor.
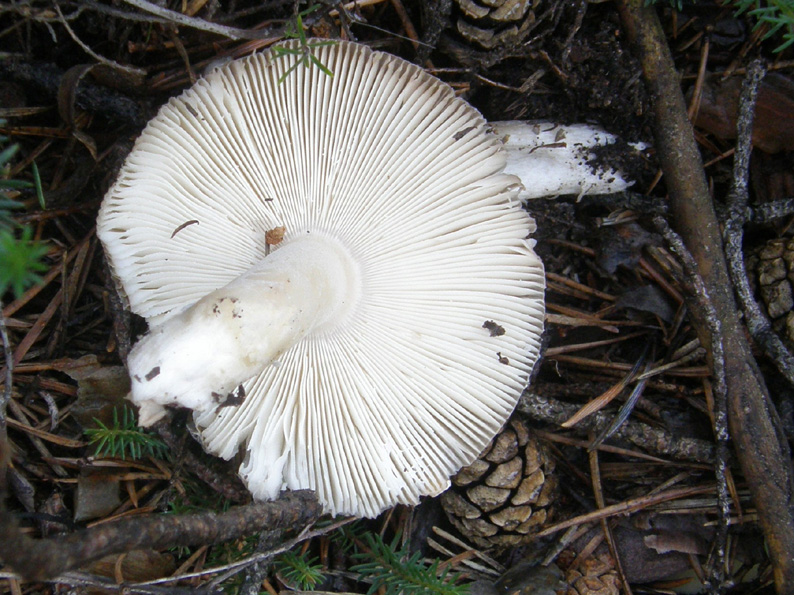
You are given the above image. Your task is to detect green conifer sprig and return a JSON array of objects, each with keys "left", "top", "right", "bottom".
[
  {"left": 0, "top": 127, "right": 48, "bottom": 298},
  {"left": 84, "top": 406, "right": 168, "bottom": 460},
  {"left": 734, "top": 0, "right": 794, "bottom": 52},
  {"left": 351, "top": 533, "right": 470, "bottom": 595},
  {"left": 274, "top": 550, "right": 326, "bottom": 590},
  {"left": 0, "top": 226, "right": 48, "bottom": 298}
]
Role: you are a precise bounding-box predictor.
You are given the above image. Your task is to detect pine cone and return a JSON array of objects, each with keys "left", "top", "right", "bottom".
[
  {"left": 453, "top": 0, "right": 541, "bottom": 49},
  {"left": 562, "top": 551, "right": 620, "bottom": 595},
  {"left": 440, "top": 418, "right": 558, "bottom": 549},
  {"left": 749, "top": 237, "right": 794, "bottom": 345}
]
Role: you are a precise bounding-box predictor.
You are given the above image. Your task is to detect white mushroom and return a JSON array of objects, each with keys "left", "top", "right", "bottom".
[{"left": 97, "top": 40, "right": 545, "bottom": 518}]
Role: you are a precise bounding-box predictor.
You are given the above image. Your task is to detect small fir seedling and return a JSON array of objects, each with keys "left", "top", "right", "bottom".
[
  {"left": 84, "top": 406, "right": 168, "bottom": 460},
  {"left": 351, "top": 533, "right": 470, "bottom": 595},
  {"left": 272, "top": 4, "right": 336, "bottom": 83},
  {"left": 0, "top": 226, "right": 48, "bottom": 298},
  {"left": 275, "top": 550, "right": 326, "bottom": 590}
]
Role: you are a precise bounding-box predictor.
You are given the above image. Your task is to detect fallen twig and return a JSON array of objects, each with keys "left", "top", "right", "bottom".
[
  {"left": 517, "top": 391, "right": 715, "bottom": 463},
  {"left": 53, "top": 3, "right": 145, "bottom": 78},
  {"left": 588, "top": 443, "right": 633, "bottom": 594},
  {"left": 748, "top": 198, "right": 794, "bottom": 223},
  {"left": 151, "top": 516, "right": 357, "bottom": 589},
  {"left": 652, "top": 216, "right": 730, "bottom": 591},
  {"left": 0, "top": 570, "right": 195, "bottom": 595},
  {"left": 0, "top": 490, "right": 321, "bottom": 582},
  {"left": 0, "top": 60, "right": 146, "bottom": 128},
  {"left": 533, "top": 484, "right": 715, "bottom": 539},
  {"left": 121, "top": 0, "right": 280, "bottom": 40}
]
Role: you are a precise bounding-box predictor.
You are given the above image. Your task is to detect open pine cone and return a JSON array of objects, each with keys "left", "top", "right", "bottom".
[
  {"left": 453, "top": 0, "right": 541, "bottom": 50},
  {"left": 749, "top": 237, "right": 794, "bottom": 346},
  {"left": 561, "top": 550, "right": 620, "bottom": 595},
  {"left": 440, "top": 418, "right": 558, "bottom": 549}
]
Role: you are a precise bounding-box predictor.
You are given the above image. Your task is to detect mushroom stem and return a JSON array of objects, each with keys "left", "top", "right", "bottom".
[
  {"left": 492, "top": 121, "right": 643, "bottom": 199},
  {"left": 127, "top": 234, "right": 360, "bottom": 426}
]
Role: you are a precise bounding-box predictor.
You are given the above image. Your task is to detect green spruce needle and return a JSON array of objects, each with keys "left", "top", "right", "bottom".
[
  {"left": 31, "top": 161, "right": 45, "bottom": 210},
  {"left": 84, "top": 406, "right": 168, "bottom": 460}
]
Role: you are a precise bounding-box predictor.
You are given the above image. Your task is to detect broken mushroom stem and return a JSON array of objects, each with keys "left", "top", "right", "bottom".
[
  {"left": 493, "top": 121, "right": 643, "bottom": 200},
  {"left": 129, "top": 233, "right": 360, "bottom": 426}
]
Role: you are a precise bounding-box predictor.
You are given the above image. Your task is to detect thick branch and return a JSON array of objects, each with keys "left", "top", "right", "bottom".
[
  {"left": 615, "top": 3, "right": 794, "bottom": 592},
  {"left": 0, "top": 490, "right": 321, "bottom": 582}
]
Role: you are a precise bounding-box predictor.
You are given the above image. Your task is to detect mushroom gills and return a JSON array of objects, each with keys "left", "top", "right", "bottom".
[
  {"left": 97, "top": 40, "right": 549, "bottom": 517},
  {"left": 127, "top": 234, "right": 360, "bottom": 426}
]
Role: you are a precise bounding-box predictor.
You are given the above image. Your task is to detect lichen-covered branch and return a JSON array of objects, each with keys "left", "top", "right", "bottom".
[
  {"left": 652, "top": 215, "right": 730, "bottom": 591},
  {"left": 722, "top": 61, "right": 794, "bottom": 387},
  {"left": 517, "top": 391, "right": 715, "bottom": 463}
]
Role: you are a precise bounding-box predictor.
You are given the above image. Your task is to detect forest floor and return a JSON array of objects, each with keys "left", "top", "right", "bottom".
[{"left": 1, "top": 1, "right": 794, "bottom": 593}]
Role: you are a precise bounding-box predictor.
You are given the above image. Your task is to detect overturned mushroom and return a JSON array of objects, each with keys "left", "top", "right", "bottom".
[{"left": 98, "top": 40, "right": 546, "bottom": 518}]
